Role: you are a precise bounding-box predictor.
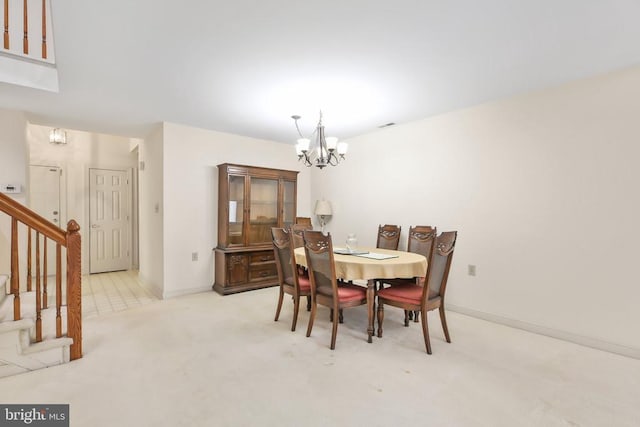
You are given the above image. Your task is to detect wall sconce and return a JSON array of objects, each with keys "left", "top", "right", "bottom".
[
  {"left": 49, "top": 128, "right": 67, "bottom": 145},
  {"left": 314, "top": 199, "right": 333, "bottom": 232}
]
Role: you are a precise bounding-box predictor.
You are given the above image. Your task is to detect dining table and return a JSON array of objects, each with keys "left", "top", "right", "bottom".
[{"left": 293, "top": 246, "right": 427, "bottom": 343}]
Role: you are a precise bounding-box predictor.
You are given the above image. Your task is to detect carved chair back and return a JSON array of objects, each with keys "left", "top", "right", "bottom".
[
  {"left": 302, "top": 230, "right": 339, "bottom": 300},
  {"left": 407, "top": 225, "right": 437, "bottom": 258},
  {"left": 376, "top": 224, "right": 401, "bottom": 250},
  {"left": 422, "top": 231, "right": 457, "bottom": 301},
  {"left": 271, "top": 227, "right": 296, "bottom": 288},
  {"left": 290, "top": 223, "right": 313, "bottom": 249}
]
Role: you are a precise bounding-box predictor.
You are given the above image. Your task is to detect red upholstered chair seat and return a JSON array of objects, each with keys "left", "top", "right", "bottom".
[
  {"left": 336, "top": 284, "right": 366, "bottom": 302},
  {"left": 298, "top": 274, "right": 311, "bottom": 291},
  {"left": 378, "top": 284, "right": 422, "bottom": 304},
  {"left": 318, "top": 284, "right": 365, "bottom": 302},
  {"left": 378, "top": 283, "right": 439, "bottom": 304}
]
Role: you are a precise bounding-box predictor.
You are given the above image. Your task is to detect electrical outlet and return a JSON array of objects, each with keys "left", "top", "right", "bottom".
[
  {"left": 468, "top": 264, "right": 476, "bottom": 276},
  {"left": 192, "top": 252, "right": 198, "bottom": 262}
]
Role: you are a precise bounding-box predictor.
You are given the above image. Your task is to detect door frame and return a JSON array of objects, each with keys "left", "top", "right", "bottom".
[
  {"left": 28, "top": 163, "right": 67, "bottom": 228},
  {"left": 28, "top": 164, "right": 64, "bottom": 276}
]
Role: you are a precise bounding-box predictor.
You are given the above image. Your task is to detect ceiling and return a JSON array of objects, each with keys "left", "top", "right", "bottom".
[{"left": 2, "top": 0, "right": 640, "bottom": 143}]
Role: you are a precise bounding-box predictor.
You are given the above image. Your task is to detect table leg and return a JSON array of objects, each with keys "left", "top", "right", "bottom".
[{"left": 367, "top": 279, "right": 375, "bottom": 343}]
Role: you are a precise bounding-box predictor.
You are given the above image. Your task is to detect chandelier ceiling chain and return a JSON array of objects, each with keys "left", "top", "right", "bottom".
[{"left": 292, "top": 111, "right": 347, "bottom": 169}]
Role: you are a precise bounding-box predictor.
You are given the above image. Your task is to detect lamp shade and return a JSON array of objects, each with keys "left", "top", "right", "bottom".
[{"left": 314, "top": 200, "right": 332, "bottom": 216}]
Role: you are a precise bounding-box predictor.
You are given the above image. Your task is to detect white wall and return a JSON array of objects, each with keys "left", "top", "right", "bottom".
[
  {"left": 0, "top": 108, "right": 27, "bottom": 274},
  {"left": 312, "top": 66, "right": 640, "bottom": 357},
  {"left": 26, "top": 124, "right": 138, "bottom": 275},
  {"left": 160, "top": 122, "right": 312, "bottom": 298},
  {"left": 138, "top": 125, "right": 164, "bottom": 298}
]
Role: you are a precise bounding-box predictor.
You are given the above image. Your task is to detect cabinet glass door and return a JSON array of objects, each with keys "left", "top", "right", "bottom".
[
  {"left": 228, "top": 175, "right": 245, "bottom": 245},
  {"left": 249, "top": 178, "right": 278, "bottom": 245},
  {"left": 282, "top": 180, "right": 296, "bottom": 228}
]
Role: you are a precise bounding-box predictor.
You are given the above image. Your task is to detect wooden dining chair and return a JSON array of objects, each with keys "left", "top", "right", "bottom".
[
  {"left": 295, "top": 216, "right": 312, "bottom": 226},
  {"left": 374, "top": 224, "right": 402, "bottom": 290},
  {"left": 303, "top": 230, "right": 367, "bottom": 350},
  {"left": 271, "top": 227, "right": 311, "bottom": 332},
  {"left": 379, "top": 225, "right": 437, "bottom": 322},
  {"left": 377, "top": 230, "right": 457, "bottom": 354},
  {"left": 376, "top": 224, "right": 402, "bottom": 250},
  {"left": 290, "top": 223, "right": 314, "bottom": 312},
  {"left": 290, "top": 223, "right": 313, "bottom": 249}
]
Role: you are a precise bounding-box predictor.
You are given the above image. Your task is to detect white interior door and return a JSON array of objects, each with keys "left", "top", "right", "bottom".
[
  {"left": 89, "top": 168, "right": 130, "bottom": 273},
  {"left": 29, "top": 165, "right": 61, "bottom": 274}
]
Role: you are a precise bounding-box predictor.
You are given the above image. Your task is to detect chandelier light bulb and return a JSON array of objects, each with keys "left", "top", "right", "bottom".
[
  {"left": 325, "top": 136, "right": 338, "bottom": 151},
  {"left": 297, "top": 138, "right": 310, "bottom": 152}
]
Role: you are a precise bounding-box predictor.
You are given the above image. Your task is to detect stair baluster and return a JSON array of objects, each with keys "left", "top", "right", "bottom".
[
  {"left": 41, "top": 0, "right": 46, "bottom": 58},
  {"left": 43, "top": 235, "right": 48, "bottom": 309},
  {"left": 27, "top": 227, "right": 32, "bottom": 291},
  {"left": 35, "top": 232, "right": 42, "bottom": 342},
  {"left": 3, "top": 0, "right": 8, "bottom": 49},
  {"left": 11, "top": 217, "right": 20, "bottom": 320},
  {"left": 56, "top": 243, "right": 62, "bottom": 338}
]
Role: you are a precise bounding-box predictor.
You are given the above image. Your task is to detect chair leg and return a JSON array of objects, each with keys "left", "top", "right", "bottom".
[
  {"left": 306, "top": 299, "right": 317, "bottom": 337},
  {"left": 439, "top": 305, "right": 451, "bottom": 343},
  {"left": 404, "top": 310, "right": 410, "bottom": 327},
  {"left": 274, "top": 288, "right": 284, "bottom": 322},
  {"left": 291, "top": 295, "right": 300, "bottom": 332},
  {"left": 414, "top": 310, "right": 419, "bottom": 322},
  {"left": 377, "top": 303, "right": 384, "bottom": 338},
  {"left": 420, "top": 309, "right": 432, "bottom": 354},
  {"left": 339, "top": 308, "right": 344, "bottom": 324},
  {"left": 306, "top": 295, "right": 311, "bottom": 311},
  {"left": 330, "top": 306, "right": 339, "bottom": 350}
]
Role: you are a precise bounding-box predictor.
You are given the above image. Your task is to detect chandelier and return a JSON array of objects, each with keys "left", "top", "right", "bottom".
[{"left": 292, "top": 111, "right": 347, "bottom": 169}]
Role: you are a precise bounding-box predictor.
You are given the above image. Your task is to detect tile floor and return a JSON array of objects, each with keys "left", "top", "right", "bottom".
[{"left": 81, "top": 270, "right": 158, "bottom": 318}]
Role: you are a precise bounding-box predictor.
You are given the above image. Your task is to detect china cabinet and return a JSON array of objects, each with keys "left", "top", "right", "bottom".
[{"left": 213, "top": 164, "right": 298, "bottom": 294}]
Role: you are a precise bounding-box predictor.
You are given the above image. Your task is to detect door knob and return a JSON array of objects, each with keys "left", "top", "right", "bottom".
[
  {"left": 91, "top": 224, "right": 99, "bottom": 228},
  {"left": 53, "top": 211, "right": 59, "bottom": 215}
]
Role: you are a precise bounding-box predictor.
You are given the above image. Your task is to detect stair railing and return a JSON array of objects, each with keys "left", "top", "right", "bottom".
[{"left": 0, "top": 192, "right": 82, "bottom": 360}]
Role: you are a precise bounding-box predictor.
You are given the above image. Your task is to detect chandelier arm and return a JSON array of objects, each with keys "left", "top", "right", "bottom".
[{"left": 328, "top": 152, "right": 338, "bottom": 166}]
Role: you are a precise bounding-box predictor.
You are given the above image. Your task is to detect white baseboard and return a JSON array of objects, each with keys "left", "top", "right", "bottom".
[
  {"left": 162, "top": 286, "right": 212, "bottom": 299},
  {"left": 447, "top": 303, "right": 640, "bottom": 360}
]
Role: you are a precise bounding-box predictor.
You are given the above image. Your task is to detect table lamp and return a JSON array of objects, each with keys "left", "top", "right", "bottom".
[{"left": 314, "top": 200, "right": 332, "bottom": 232}]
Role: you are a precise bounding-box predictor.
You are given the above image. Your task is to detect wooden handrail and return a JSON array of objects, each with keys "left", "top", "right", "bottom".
[
  {"left": 0, "top": 192, "right": 83, "bottom": 361},
  {"left": 0, "top": 193, "right": 65, "bottom": 244}
]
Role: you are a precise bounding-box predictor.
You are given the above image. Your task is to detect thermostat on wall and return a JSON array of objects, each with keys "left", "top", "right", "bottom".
[{"left": 0, "top": 183, "right": 22, "bottom": 194}]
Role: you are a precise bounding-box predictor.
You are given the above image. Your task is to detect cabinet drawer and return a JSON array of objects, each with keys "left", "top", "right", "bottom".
[
  {"left": 250, "top": 251, "right": 275, "bottom": 264},
  {"left": 249, "top": 264, "right": 278, "bottom": 282}
]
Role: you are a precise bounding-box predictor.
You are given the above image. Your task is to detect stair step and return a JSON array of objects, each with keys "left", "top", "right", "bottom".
[{"left": 0, "top": 317, "right": 72, "bottom": 378}]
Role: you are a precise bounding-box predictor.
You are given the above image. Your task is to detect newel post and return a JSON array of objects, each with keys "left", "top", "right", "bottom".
[{"left": 65, "top": 220, "right": 82, "bottom": 360}]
